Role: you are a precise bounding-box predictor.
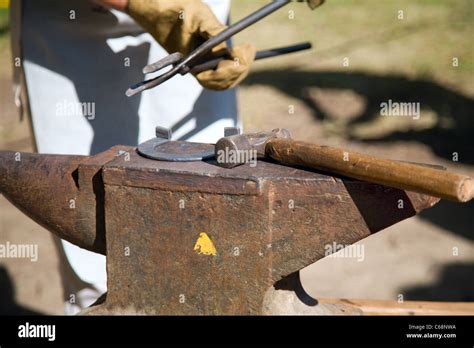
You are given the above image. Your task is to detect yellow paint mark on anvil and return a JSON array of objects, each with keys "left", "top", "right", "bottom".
[{"left": 194, "top": 233, "right": 217, "bottom": 256}]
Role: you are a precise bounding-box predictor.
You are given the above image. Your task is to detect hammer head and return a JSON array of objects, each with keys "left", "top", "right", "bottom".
[{"left": 215, "top": 128, "right": 291, "bottom": 168}]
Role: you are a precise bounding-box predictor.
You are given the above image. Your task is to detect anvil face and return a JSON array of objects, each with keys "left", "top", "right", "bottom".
[{"left": 0, "top": 147, "right": 438, "bottom": 315}]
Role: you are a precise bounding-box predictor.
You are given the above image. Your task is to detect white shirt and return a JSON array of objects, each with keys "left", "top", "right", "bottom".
[{"left": 20, "top": 0, "right": 237, "bottom": 305}]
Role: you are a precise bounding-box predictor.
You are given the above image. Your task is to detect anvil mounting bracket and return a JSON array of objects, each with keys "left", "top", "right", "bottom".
[{"left": 137, "top": 126, "right": 240, "bottom": 162}]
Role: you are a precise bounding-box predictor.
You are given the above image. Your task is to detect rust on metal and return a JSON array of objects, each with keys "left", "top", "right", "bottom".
[
  {"left": 0, "top": 146, "right": 440, "bottom": 314},
  {"left": 0, "top": 146, "right": 132, "bottom": 254},
  {"left": 214, "top": 129, "right": 474, "bottom": 202}
]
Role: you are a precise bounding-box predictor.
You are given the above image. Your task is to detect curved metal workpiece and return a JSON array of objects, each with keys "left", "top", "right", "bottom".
[
  {"left": 137, "top": 140, "right": 215, "bottom": 162},
  {"left": 136, "top": 126, "right": 215, "bottom": 161}
]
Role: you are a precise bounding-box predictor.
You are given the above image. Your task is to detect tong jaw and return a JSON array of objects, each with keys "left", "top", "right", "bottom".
[
  {"left": 125, "top": 53, "right": 186, "bottom": 97},
  {"left": 126, "top": 0, "right": 293, "bottom": 97},
  {"left": 142, "top": 52, "right": 184, "bottom": 74}
]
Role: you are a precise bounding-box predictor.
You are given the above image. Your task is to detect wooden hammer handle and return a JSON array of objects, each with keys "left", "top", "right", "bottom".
[{"left": 266, "top": 139, "right": 474, "bottom": 202}]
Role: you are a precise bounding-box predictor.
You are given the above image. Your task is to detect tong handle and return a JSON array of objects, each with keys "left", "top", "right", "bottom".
[
  {"left": 126, "top": 0, "right": 291, "bottom": 96},
  {"left": 180, "top": 0, "right": 291, "bottom": 69},
  {"left": 191, "top": 42, "right": 312, "bottom": 74}
]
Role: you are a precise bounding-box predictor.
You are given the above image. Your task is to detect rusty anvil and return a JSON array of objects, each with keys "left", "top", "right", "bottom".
[{"left": 0, "top": 127, "right": 449, "bottom": 315}]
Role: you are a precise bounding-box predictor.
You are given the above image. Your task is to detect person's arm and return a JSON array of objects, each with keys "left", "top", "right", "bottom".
[
  {"left": 94, "top": 0, "right": 256, "bottom": 90},
  {"left": 92, "top": 0, "right": 324, "bottom": 90},
  {"left": 95, "top": 0, "right": 326, "bottom": 12}
]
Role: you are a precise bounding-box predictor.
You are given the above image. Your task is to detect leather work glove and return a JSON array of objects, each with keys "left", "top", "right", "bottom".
[
  {"left": 127, "top": 0, "right": 256, "bottom": 90},
  {"left": 297, "top": 0, "right": 326, "bottom": 10}
]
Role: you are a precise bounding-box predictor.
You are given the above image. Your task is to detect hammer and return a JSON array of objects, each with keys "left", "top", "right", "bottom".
[{"left": 214, "top": 129, "right": 474, "bottom": 203}]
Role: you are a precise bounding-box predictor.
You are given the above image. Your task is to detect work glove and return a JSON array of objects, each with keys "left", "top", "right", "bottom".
[
  {"left": 127, "top": 0, "right": 256, "bottom": 90},
  {"left": 297, "top": 0, "right": 325, "bottom": 10}
]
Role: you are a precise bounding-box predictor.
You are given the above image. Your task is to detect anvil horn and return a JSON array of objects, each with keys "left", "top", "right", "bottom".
[{"left": 0, "top": 147, "right": 129, "bottom": 255}]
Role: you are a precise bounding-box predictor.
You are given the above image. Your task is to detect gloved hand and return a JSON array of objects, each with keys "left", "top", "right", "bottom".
[
  {"left": 297, "top": 0, "right": 325, "bottom": 10},
  {"left": 127, "top": 0, "right": 255, "bottom": 90}
]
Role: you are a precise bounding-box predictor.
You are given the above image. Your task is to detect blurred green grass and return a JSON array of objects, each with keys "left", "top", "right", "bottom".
[
  {"left": 229, "top": 0, "right": 473, "bottom": 146},
  {"left": 0, "top": 8, "right": 7, "bottom": 23},
  {"left": 0, "top": 9, "right": 8, "bottom": 51},
  {"left": 232, "top": 0, "right": 473, "bottom": 93},
  {"left": 0, "top": 8, "right": 8, "bottom": 29}
]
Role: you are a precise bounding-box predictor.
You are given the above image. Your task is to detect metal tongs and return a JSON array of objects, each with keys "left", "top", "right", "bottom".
[{"left": 126, "top": 0, "right": 309, "bottom": 97}]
